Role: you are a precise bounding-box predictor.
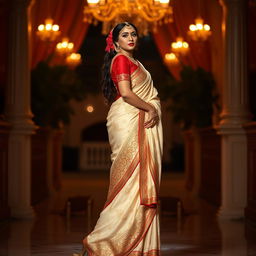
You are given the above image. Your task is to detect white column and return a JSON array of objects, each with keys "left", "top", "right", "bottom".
[
  {"left": 5, "top": 0, "right": 36, "bottom": 219},
  {"left": 217, "top": 0, "right": 251, "bottom": 219}
]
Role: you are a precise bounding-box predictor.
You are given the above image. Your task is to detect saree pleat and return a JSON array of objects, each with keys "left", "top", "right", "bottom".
[{"left": 84, "top": 61, "right": 163, "bottom": 256}]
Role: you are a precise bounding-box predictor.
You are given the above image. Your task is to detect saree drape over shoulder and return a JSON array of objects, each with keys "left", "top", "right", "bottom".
[{"left": 84, "top": 55, "right": 163, "bottom": 256}]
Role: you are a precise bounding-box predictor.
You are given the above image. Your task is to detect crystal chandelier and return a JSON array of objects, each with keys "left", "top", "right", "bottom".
[
  {"left": 171, "top": 37, "right": 189, "bottom": 56},
  {"left": 84, "top": 0, "right": 173, "bottom": 35},
  {"left": 37, "top": 18, "right": 60, "bottom": 42},
  {"left": 66, "top": 53, "right": 82, "bottom": 68},
  {"left": 56, "top": 37, "right": 74, "bottom": 56},
  {"left": 164, "top": 53, "right": 179, "bottom": 65},
  {"left": 188, "top": 17, "right": 211, "bottom": 41}
]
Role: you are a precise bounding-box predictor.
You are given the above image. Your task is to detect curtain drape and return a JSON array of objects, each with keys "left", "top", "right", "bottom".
[
  {"left": 31, "top": 0, "right": 89, "bottom": 69},
  {"left": 30, "top": 0, "right": 220, "bottom": 80},
  {"left": 153, "top": 0, "right": 212, "bottom": 79}
]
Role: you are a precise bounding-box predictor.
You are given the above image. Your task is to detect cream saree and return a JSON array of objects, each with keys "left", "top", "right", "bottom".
[{"left": 84, "top": 60, "right": 163, "bottom": 256}]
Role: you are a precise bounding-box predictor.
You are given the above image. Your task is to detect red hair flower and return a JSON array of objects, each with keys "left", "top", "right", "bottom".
[{"left": 105, "top": 30, "right": 115, "bottom": 52}]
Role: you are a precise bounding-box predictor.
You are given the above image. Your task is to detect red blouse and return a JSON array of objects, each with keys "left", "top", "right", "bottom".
[{"left": 111, "top": 54, "right": 139, "bottom": 100}]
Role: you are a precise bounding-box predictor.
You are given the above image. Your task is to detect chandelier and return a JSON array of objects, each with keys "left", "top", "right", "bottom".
[
  {"left": 56, "top": 37, "right": 74, "bottom": 55},
  {"left": 171, "top": 37, "right": 189, "bottom": 56},
  {"left": 164, "top": 53, "right": 179, "bottom": 65},
  {"left": 84, "top": 0, "right": 173, "bottom": 35},
  {"left": 188, "top": 17, "right": 211, "bottom": 41},
  {"left": 66, "top": 53, "right": 82, "bottom": 68},
  {"left": 37, "top": 18, "right": 60, "bottom": 41}
]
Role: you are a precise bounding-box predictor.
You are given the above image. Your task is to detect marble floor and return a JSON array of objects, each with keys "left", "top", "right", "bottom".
[{"left": 0, "top": 171, "right": 256, "bottom": 256}]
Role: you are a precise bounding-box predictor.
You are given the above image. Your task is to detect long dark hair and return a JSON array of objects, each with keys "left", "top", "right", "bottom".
[{"left": 101, "top": 22, "right": 138, "bottom": 104}]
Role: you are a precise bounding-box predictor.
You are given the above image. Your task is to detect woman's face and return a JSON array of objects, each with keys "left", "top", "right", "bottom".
[{"left": 116, "top": 25, "right": 138, "bottom": 52}]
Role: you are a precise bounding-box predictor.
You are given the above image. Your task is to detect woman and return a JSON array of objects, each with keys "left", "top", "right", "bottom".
[{"left": 76, "top": 22, "right": 163, "bottom": 256}]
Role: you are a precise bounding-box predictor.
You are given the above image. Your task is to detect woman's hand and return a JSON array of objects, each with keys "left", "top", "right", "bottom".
[
  {"left": 118, "top": 81, "right": 159, "bottom": 128},
  {"left": 144, "top": 105, "right": 159, "bottom": 128}
]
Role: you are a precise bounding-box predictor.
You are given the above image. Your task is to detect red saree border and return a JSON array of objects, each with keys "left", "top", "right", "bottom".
[
  {"left": 138, "top": 111, "right": 158, "bottom": 207},
  {"left": 83, "top": 238, "right": 93, "bottom": 256}
]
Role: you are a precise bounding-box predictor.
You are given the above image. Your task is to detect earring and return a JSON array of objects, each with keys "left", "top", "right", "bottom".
[{"left": 115, "top": 44, "right": 121, "bottom": 52}]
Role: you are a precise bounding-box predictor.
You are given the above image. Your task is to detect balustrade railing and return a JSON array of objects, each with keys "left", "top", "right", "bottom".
[{"left": 80, "top": 142, "right": 111, "bottom": 171}]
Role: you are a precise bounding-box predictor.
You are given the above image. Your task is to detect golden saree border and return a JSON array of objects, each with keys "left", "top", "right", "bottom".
[
  {"left": 123, "top": 208, "right": 156, "bottom": 256},
  {"left": 117, "top": 73, "right": 130, "bottom": 82},
  {"left": 129, "top": 249, "right": 160, "bottom": 256},
  {"left": 104, "top": 120, "right": 140, "bottom": 208},
  {"left": 104, "top": 151, "right": 139, "bottom": 208},
  {"left": 84, "top": 208, "right": 157, "bottom": 256}
]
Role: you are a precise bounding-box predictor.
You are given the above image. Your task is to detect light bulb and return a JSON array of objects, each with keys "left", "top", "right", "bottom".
[
  {"left": 52, "top": 25, "right": 59, "bottom": 31},
  {"left": 38, "top": 24, "right": 44, "bottom": 31},
  {"left": 196, "top": 23, "right": 203, "bottom": 30},
  {"left": 189, "top": 24, "right": 196, "bottom": 31},
  {"left": 204, "top": 24, "right": 210, "bottom": 31}
]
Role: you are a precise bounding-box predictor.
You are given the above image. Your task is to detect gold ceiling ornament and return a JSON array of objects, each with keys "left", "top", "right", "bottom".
[
  {"left": 171, "top": 37, "right": 189, "bottom": 56},
  {"left": 56, "top": 37, "right": 74, "bottom": 56},
  {"left": 188, "top": 17, "right": 211, "bottom": 41},
  {"left": 66, "top": 53, "right": 82, "bottom": 68},
  {"left": 84, "top": 0, "right": 173, "bottom": 35},
  {"left": 164, "top": 52, "right": 179, "bottom": 65},
  {"left": 37, "top": 18, "right": 61, "bottom": 41}
]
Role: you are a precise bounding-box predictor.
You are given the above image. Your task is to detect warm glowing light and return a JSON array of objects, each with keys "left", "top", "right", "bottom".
[
  {"left": 164, "top": 53, "right": 179, "bottom": 65},
  {"left": 154, "top": 0, "right": 169, "bottom": 4},
  {"left": 87, "top": 0, "right": 100, "bottom": 4},
  {"left": 188, "top": 17, "right": 211, "bottom": 41},
  {"left": 52, "top": 24, "right": 59, "bottom": 31},
  {"left": 45, "top": 24, "right": 52, "bottom": 30},
  {"left": 183, "top": 42, "right": 189, "bottom": 48},
  {"left": 66, "top": 53, "right": 82, "bottom": 67},
  {"left": 84, "top": 0, "right": 173, "bottom": 35},
  {"left": 56, "top": 37, "right": 74, "bottom": 55},
  {"left": 204, "top": 24, "right": 210, "bottom": 31},
  {"left": 37, "top": 18, "right": 60, "bottom": 41},
  {"left": 159, "top": 0, "right": 170, "bottom": 3},
  {"left": 189, "top": 24, "right": 196, "bottom": 31},
  {"left": 196, "top": 23, "right": 203, "bottom": 30},
  {"left": 38, "top": 24, "right": 44, "bottom": 31},
  {"left": 171, "top": 37, "right": 189, "bottom": 56},
  {"left": 85, "top": 105, "right": 94, "bottom": 113}
]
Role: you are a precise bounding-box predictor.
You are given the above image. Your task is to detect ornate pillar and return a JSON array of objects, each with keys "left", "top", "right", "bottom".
[
  {"left": 5, "top": 0, "right": 36, "bottom": 218},
  {"left": 217, "top": 0, "right": 251, "bottom": 219}
]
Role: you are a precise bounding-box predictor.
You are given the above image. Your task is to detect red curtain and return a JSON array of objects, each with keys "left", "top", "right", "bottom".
[
  {"left": 31, "top": 0, "right": 89, "bottom": 69},
  {"left": 153, "top": 0, "right": 212, "bottom": 79}
]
